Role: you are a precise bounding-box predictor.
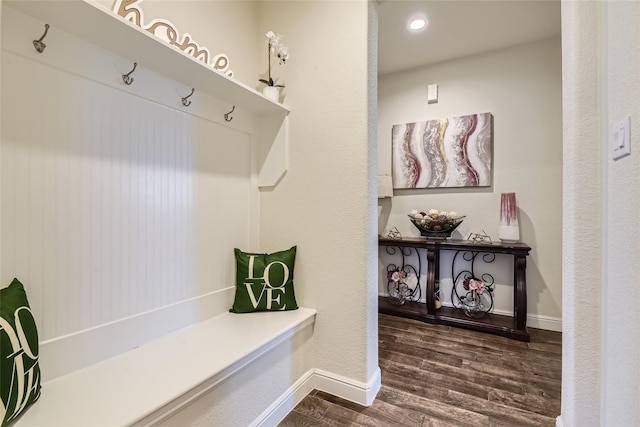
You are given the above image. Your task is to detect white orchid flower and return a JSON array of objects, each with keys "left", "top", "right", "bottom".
[{"left": 261, "top": 30, "right": 289, "bottom": 88}]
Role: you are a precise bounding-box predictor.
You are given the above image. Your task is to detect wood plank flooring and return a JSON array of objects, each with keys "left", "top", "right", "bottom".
[{"left": 279, "top": 314, "right": 561, "bottom": 427}]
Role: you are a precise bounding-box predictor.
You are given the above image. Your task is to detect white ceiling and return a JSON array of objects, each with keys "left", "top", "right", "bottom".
[{"left": 377, "top": 0, "right": 561, "bottom": 76}]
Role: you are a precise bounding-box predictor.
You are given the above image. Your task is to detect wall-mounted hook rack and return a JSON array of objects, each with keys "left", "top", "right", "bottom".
[
  {"left": 122, "top": 62, "right": 137, "bottom": 85},
  {"left": 181, "top": 88, "right": 195, "bottom": 106},
  {"left": 33, "top": 23, "right": 50, "bottom": 53},
  {"left": 224, "top": 106, "right": 235, "bottom": 122}
]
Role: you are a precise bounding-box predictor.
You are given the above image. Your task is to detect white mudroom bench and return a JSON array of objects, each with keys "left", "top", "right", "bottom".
[{"left": 15, "top": 307, "right": 317, "bottom": 426}]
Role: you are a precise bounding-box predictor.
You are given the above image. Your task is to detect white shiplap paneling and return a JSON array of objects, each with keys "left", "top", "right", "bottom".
[{"left": 1, "top": 42, "right": 252, "bottom": 341}]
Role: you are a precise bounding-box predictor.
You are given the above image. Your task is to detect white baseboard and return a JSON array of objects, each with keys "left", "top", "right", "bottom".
[
  {"left": 556, "top": 415, "right": 564, "bottom": 427},
  {"left": 526, "top": 313, "right": 562, "bottom": 332},
  {"left": 313, "top": 367, "right": 381, "bottom": 406},
  {"left": 39, "top": 287, "right": 235, "bottom": 381},
  {"left": 252, "top": 370, "right": 317, "bottom": 427},
  {"left": 380, "top": 294, "right": 562, "bottom": 332},
  {"left": 490, "top": 306, "right": 562, "bottom": 332},
  {"left": 254, "top": 367, "right": 382, "bottom": 426}
]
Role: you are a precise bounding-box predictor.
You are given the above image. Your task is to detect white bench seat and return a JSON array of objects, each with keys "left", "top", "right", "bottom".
[{"left": 16, "top": 307, "right": 317, "bottom": 426}]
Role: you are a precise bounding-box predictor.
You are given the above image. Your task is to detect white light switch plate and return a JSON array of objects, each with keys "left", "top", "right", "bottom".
[{"left": 612, "top": 116, "right": 631, "bottom": 160}]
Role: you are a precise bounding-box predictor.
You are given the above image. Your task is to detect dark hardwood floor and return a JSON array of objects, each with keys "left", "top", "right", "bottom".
[{"left": 279, "top": 313, "right": 561, "bottom": 426}]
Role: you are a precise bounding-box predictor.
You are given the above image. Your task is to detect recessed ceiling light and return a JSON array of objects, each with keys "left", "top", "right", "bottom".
[
  {"left": 409, "top": 18, "right": 427, "bottom": 31},
  {"left": 407, "top": 12, "right": 429, "bottom": 32}
]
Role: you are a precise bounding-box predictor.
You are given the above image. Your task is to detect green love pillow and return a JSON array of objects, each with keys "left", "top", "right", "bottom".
[
  {"left": 1, "top": 278, "right": 42, "bottom": 427},
  {"left": 230, "top": 246, "right": 299, "bottom": 313}
]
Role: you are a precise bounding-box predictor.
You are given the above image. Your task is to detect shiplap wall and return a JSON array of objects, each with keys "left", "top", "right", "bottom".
[{"left": 1, "top": 8, "right": 255, "bottom": 348}]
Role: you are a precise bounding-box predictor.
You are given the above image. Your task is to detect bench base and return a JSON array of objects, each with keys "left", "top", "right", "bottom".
[{"left": 16, "top": 308, "right": 317, "bottom": 427}]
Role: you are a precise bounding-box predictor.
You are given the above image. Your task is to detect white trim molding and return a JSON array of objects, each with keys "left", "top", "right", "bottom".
[
  {"left": 380, "top": 294, "right": 563, "bottom": 332},
  {"left": 527, "top": 313, "right": 562, "bottom": 332},
  {"left": 252, "top": 370, "right": 317, "bottom": 427},
  {"left": 313, "top": 368, "right": 382, "bottom": 406},
  {"left": 254, "top": 367, "right": 382, "bottom": 426}
]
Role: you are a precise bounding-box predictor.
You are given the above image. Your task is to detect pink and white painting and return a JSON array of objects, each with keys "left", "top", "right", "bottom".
[{"left": 392, "top": 113, "right": 493, "bottom": 189}]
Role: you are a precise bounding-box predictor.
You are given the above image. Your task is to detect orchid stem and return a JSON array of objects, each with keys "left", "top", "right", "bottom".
[{"left": 267, "top": 42, "right": 272, "bottom": 84}]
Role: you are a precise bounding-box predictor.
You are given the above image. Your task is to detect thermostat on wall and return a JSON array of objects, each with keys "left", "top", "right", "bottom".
[{"left": 427, "top": 84, "right": 438, "bottom": 104}]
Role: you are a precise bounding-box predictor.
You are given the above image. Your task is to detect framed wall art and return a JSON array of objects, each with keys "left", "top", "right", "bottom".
[{"left": 392, "top": 112, "right": 493, "bottom": 189}]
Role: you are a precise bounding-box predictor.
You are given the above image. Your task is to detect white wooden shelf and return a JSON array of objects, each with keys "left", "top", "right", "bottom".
[
  {"left": 5, "top": 0, "right": 290, "bottom": 188},
  {"left": 5, "top": 0, "right": 290, "bottom": 117}
]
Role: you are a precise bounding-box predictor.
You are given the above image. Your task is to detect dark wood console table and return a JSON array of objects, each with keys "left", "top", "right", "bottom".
[{"left": 378, "top": 237, "right": 532, "bottom": 341}]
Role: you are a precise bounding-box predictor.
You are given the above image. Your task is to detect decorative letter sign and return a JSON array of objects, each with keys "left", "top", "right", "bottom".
[
  {"left": 243, "top": 256, "right": 289, "bottom": 310},
  {"left": 113, "top": 0, "right": 233, "bottom": 77}
]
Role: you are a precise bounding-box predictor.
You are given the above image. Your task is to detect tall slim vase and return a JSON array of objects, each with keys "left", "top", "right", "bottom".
[{"left": 499, "top": 192, "right": 520, "bottom": 243}]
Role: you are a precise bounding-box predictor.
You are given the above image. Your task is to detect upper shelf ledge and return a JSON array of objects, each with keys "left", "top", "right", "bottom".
[{"left": 4, "top": 0, "right": 290, "bottom": 116}]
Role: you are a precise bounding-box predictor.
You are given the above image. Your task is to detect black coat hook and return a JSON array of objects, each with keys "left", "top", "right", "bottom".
[
  {"left": 33, "top": 24, "right": 50, "bottom": 53},
  {"left": 224, "top": 106, "right": 235, "bottom": 122},
  {"left": 182, "top": 88, "right": 195, "bottom": 106},
  {"left": 122, "top": 62, "right": 137, "bottom": 85}
]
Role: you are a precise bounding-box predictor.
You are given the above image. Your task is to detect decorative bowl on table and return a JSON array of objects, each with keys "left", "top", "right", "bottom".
[{"left": 408, "top": 209, "right": 465, "bottom": 240}]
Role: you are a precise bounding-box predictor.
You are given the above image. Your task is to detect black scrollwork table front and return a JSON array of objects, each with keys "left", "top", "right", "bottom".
[{"left": 378, "top": 237, "right": 532, "bottom": 341}]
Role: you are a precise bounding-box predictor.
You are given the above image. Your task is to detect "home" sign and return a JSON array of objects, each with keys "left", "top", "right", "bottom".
[{"left": 113, "top": 0, "right": 233, "bottom": 77}]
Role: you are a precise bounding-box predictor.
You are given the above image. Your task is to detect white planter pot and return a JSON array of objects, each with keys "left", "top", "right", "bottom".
[{"left": 262, "top": 86, "right": 280, "bottom": 102}]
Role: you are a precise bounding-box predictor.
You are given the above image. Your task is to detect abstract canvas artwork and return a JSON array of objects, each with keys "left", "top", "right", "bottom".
[{"left": 392, "top": 112, "right": 493, "bottom": 189}]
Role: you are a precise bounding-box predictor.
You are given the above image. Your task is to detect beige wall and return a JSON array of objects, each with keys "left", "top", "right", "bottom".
[
  {"left": 378, "top": 37, "right": 563, "bottom": 328},
  {"left": 561, "top": 0, "right": 640, "bottom": 425},
  {"left": 560, "top": 2, "right": 602, "bottom": 424},
  {"left": 257, "top": 0, "right": 379, "bottom": 385},
  {"left": 602, "top": 0, "right": 640, "bottom": 423}
]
